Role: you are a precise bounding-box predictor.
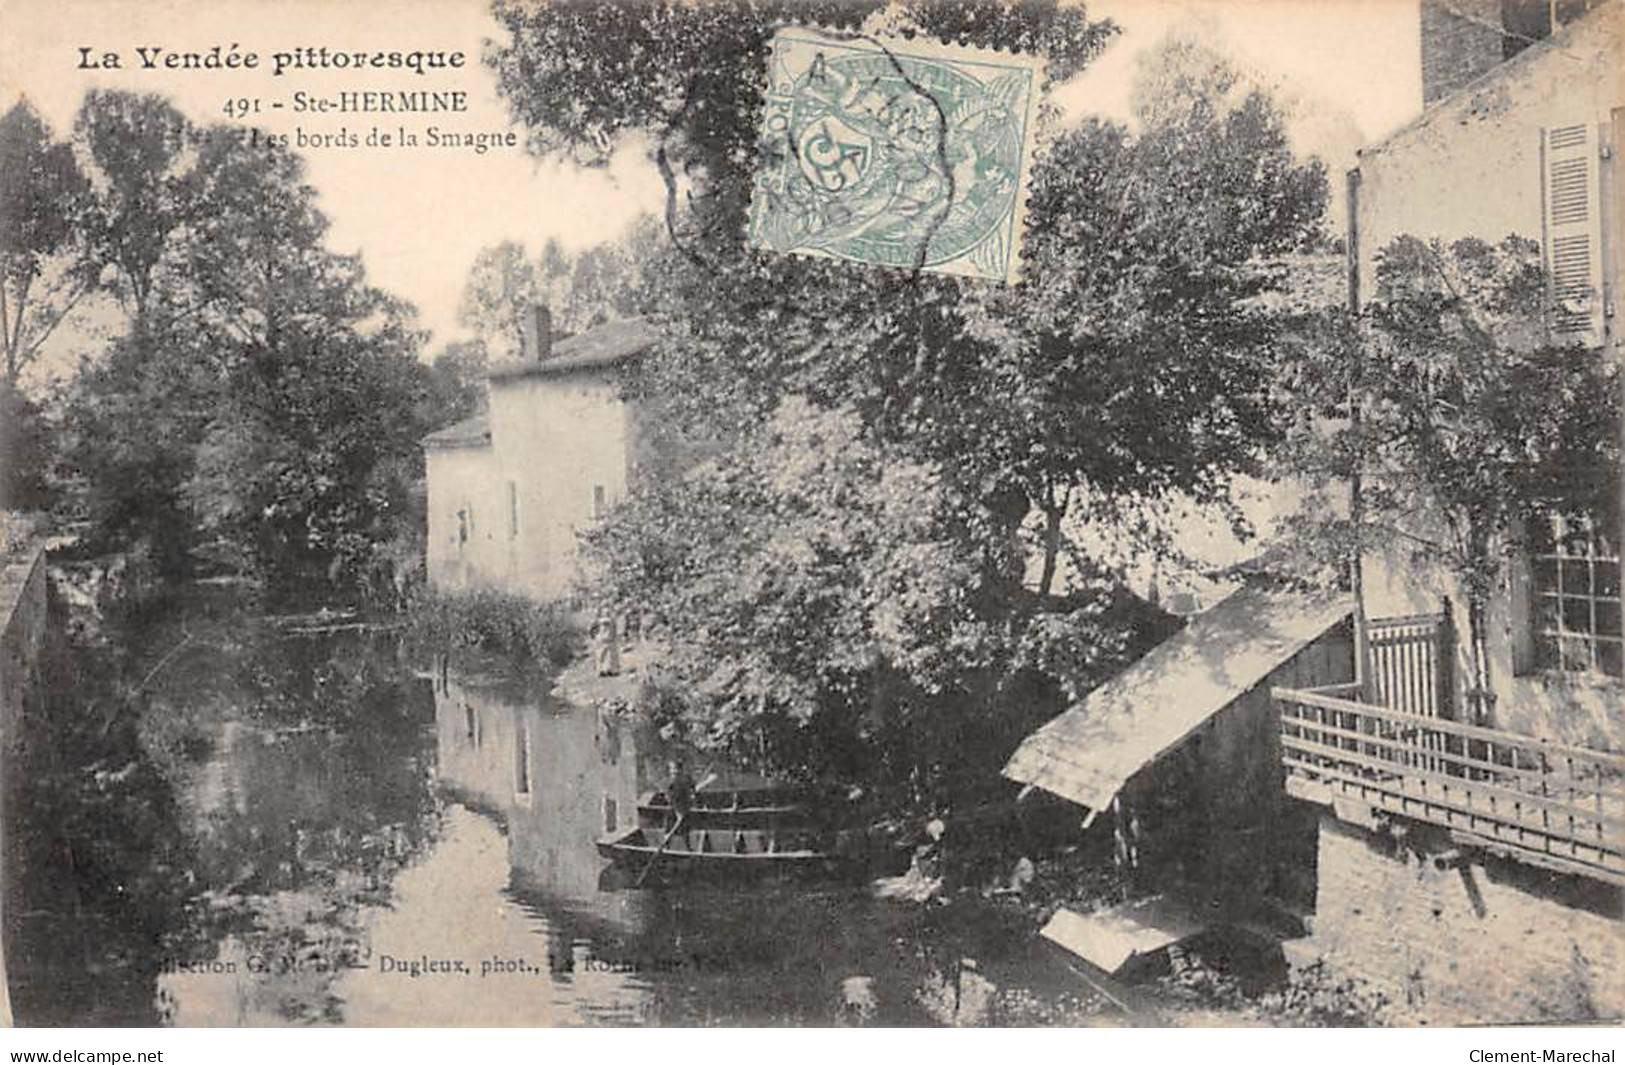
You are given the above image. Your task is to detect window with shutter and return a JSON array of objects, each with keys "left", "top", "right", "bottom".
[{"left": 1542, "top": 122, "right": 1605, "bottom": 345}]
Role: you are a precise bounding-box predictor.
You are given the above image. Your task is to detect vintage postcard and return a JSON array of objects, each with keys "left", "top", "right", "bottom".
[{"left": 0, "top": 0, "right": 1621, "bottom": 1039}]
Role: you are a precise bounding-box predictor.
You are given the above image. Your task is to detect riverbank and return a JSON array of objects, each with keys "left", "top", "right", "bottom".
[{"left": 3, "top": 577, "right": 1386, "bottom": 1027}]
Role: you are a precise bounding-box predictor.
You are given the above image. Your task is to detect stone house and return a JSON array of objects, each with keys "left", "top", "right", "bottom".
[
  {"left": 422, "top": 311, "right": 659, "bottom": 601},
  {"left": 1007, "top": 0, "right": 1622, "bottom": 1023}
]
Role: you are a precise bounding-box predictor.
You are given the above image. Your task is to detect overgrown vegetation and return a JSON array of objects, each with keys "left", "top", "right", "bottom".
[
  {"left": 1, "top": 93, "right": 454, "bottom": 606},
  {"left": 5, "top": 599, "right": 199, "bottom": 1024},
  {"left": 404, "top": 587, "right": 579, "bottom": 677},
  {"left": 492, "top": 1, "right": 1322, "bottom": 803},
  {"left": 1281, "top": 235, "right": 1622, "bottom": 714}
]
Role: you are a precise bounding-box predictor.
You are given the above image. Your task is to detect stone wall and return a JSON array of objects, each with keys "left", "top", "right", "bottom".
[
  {"left": 0, "top": 539, "right": 50, "bottom": 1026},
  {"left": 1296, "top": 809, "right": 1625, "bottom": 1024},
  {"left": 1, "top": 543, "right": 47, "bottom": 742}
]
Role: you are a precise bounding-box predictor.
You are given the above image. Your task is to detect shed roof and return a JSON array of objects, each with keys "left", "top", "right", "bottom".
[
  {"left": 487, "top": 316, "right": 658, "bottom": 382},
  {"left": 1003, "top": 585, "right": 1352, "bottom": 812},
  {"left": 421, "top": 413, "right": 491, "bottom": 450}
]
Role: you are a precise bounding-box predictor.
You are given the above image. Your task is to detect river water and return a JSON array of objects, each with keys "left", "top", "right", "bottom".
[{"left": 96, "top": 624, "right": 1087, "bottom": 1027}]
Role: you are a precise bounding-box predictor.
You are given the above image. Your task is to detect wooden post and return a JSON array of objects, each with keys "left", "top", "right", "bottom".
[{"left": 1346, "top": 166, "right": 1377, "bottom": 705}]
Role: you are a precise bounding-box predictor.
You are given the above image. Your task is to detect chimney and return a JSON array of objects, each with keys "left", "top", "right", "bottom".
[
  {"left": 520, "top": 304, "right": 552, "bottom": 363},
  {"left": 1418, "top": 0, "right": 1512, "bottom": 105}
]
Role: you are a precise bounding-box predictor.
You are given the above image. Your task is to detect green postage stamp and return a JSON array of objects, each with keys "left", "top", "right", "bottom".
[{"left": 749, "top": 27, "right": 1043, "bottom": 284}]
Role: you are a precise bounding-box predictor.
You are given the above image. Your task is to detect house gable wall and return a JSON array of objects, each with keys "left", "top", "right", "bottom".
[
  {"left": 1355, "top": 1, "right": 1620, "bottom": 290},
  {"left": 486, "top": 370, "right": 632, "bottom": 601},
  {"left": 425, "top": 444, "right": 507, "bottom": 594},
  {"left": 1354, "top": 1, "right": 1623, "bottom": 749},
  {"left": 425, "top": 363, "right": 636, "bottom": 602}
]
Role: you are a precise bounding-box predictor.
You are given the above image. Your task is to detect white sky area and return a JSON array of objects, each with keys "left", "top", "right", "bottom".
[{"left": 1, "top": 0, "right": 1422, "bottom": 363}]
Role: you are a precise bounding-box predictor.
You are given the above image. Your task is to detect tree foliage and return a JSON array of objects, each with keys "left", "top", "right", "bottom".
[
  {"left": 50, "top": 91, "right": 440, "bottom": 603},
  {"left": 457, "top": 218, "right": 662, "bottom": 358},
  {"left": 0, "top": 99, "right": 94, "bottom": 385},
  {"left": 493, "top": 3, "right": 1328, "bottom": 792},
  {"left": 581, "top": 399, "right": 1166, "bottom": 794},
  {"left": 1280, "top": 235, "right": 1621, "bottom": 708}
]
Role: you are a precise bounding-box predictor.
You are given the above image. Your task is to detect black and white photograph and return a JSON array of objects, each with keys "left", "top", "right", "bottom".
[{"left": 0, "top": 0, "right": 1620, "bottom": 1039}]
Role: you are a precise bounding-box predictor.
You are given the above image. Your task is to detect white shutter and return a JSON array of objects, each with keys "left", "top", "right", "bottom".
[{"left": 1542, "top": 122, "right": 1605, "bottom": 346}]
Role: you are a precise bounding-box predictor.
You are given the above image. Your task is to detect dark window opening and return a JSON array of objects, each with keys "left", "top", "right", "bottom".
[{"left": 1532, "top": 512, "right": 1623, "bottom": 679}]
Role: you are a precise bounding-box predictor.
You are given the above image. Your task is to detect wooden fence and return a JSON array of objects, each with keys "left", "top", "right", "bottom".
[{"left": 1275, "top": 683, "right": 1625, "bottom": 886}]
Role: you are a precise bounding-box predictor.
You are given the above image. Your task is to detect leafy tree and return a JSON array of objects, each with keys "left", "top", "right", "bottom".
[
  {"left": 457, "top": 221, "right": 661, "bottom": 359},
  {"left": 457, "top": 240, "right": 539, "bottom": 357},
  {"left": 489, "top": 5, "right": 1322, "bottom": 573},
  {"left": 493, "top": 2, "right": 1327, "bottom": 790},
  {"left": 582, "top": 398, "right": 1162, "bottom": 796},
  {"left": 74, "top": 91, "right": 195, "bottom": 319},
  {"left": 0, "top": 381, "right": 52, "bottom": 509},
  {"left": 968, "top": 53, "right": 1326, "bottom": 592},
  {"left": 1280, "top": 235, "right": 1621, "bottom": 720},
  {"left": 0, "top": 99, "right": 94, "bottom": 386},
  {"left": 55, "top": 91, "right": 438, "bottom": 602},
  {"left": 425, "top": 338, "right": 490, "bottom": 423}
]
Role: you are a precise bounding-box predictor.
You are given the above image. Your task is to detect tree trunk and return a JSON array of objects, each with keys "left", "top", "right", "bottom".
[
  {"left": 1037, "top": 504, "right": 1064, "bottom": 600},
  {"left": 1465, "top": 588, "right": 1495, "bottom": 726},
  {"left": 2, "top": 281, "right": 15, "bottom": 385},
  {"left": 1463, "top": 526, "right": 1497, "bottom": 726}
]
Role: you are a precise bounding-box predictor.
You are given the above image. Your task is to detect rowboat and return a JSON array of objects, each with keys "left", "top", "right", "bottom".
[
  {"left": 636, "top": 790, "right": 809, "bottom": 830},
  {"left": 594, "top": 825, "right": 853, "bottom": 883},
  {"left": 599, "top": 769, "right": 905, "bottom": 884}
]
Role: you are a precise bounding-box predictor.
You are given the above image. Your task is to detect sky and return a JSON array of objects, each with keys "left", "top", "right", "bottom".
[{"left": 0, "top": 0, "right": 1424, "bottom": 367}]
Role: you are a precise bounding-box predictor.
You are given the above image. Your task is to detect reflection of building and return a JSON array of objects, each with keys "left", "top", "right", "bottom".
[
  {"left": 431, "top": 669, "right": 650, "bottom": 903},
  {"left": 434, "top": 672, "right": 526, "bottom": 816},
  {"left": 422, "top": 312, "right": 660, "bottom": 599},
  {"left": 1010, "top": 2, "right": 1622, "bottom": 1024}
]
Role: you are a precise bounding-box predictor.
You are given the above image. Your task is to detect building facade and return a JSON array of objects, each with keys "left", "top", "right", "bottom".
[
  {"left": 1274, "top": 0, "right": 1624, "bottom": 1018},
  {"left": 1007, "top": 1, "right": 1623, "bottom": 1023},
  {"left": 422, "top": 313, "right": 659, "bottom": 601},
  {"left": 1352, "top": 0, "right": 1622, "bottom": 748}
]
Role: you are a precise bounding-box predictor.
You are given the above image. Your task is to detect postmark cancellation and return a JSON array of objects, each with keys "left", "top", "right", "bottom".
[{"left": 749, "top": 27, "right": 1043, "bottom": 284}]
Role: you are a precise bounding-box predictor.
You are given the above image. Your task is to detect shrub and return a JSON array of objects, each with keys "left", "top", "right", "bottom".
[{"left": 404, "top": 587, "right": 578, "bottom": 675}]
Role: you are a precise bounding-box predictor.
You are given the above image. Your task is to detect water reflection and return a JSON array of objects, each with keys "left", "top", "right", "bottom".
[
  {"left": 145, "top": 639, "right": 1043, "bottom": 1026},
  {"left": 159, "top": 672, "right": 440, "bottom": 1026},
  {"left": 435, "top": 671, "right": 649, "bottom": 902},
  {"left": 14, "top": 598, "right": 1087, "bottom": 1028},
  {"left": 421, "top": 669, "right": 943, "bottom": 1026}
]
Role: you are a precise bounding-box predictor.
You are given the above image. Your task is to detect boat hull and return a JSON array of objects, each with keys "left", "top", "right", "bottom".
[{"left": 594, "top": 827, "right": 855, "bottom": 884}]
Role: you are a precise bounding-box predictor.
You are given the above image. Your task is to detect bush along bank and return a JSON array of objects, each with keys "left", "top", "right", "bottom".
[{"left": 403, "top": 587, "right": 579, "bottom": 679}]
